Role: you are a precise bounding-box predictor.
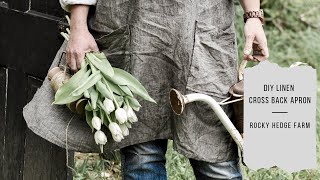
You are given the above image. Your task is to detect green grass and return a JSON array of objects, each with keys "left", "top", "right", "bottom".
[{"left": 73, "top": 0, "right": 320, "bottom": 179}]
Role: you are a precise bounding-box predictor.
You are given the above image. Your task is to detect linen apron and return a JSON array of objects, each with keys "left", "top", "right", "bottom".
[{"left": 23, "top": 0, "right": 238, "bottom": 163}]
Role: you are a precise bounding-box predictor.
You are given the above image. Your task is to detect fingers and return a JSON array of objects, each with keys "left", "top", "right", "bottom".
[
  {"left": 243, "top": 37, "right": 269, "bottom": 62},
  {"left": 252, "top": 43, "right": 269, "bottom": 62},
  {"left": 258, "top": 41, "right": 269, "bottom": 60},
  {"left": 243, "top": 34, "right": 255, "bottom": 60},
  {"left": 70, "top": 52, "right": 77, "bottom": 71},
  {"left": 66, "top": 50, "right": 70, "bottom": 68},
  {"left": 66, "top": 48, "right": 82, "bottom": 71},
  {"left": 75, "top": 51, "right": 85, "bottom": 70},
  {"left": 91, "top": 44, "right": 99, "bottom": 53},
  {"left": 254, "top": 32, "right": 269, "bottom": 61},
  {"left": 77, "top": 43, "right": 99, "bottom": 69},
  {"left": 66, "top": 39, "right": 100, "bottom": 71}
]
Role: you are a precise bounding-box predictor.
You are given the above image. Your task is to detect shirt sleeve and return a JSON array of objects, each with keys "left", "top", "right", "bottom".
[{"left": 59, "top": 0, "right": 97, "bottom": 12}]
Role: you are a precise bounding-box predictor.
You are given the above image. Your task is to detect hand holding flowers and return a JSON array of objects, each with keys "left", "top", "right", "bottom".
[{"left": 50, "top": 17, "right": 156, "bottom": 153}]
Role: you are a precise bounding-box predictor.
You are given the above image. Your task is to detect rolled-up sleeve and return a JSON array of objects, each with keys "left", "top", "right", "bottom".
[{"left": 59, "top": 0, "right": 97, "bottom": 12}]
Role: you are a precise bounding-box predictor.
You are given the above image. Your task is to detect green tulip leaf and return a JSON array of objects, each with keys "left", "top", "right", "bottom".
[
  {"left": 114, "top": 94, "right": 124, "bottom": 107},
  {"left": 71, "top": 71, "right": 102, "bottom": 97},
  {"left": 97, "top": 99, "right": 110, "bottom": 117},
  {"left": 86, "top": 53, "right": 114, "bottom": 77},
  {"left": 53, "top": 65, "right": 88, "bottom": 104},
  {"left": 92, "top": 52, "right": 107, "bottom": 60},
  {"left": 89, "top": 88, "right": 99, "bottom": 110},
  {"left": 105, "top": 68, "right": 156, "bottom": 103},
  {"left": 80, "top": 60, "right": 88, "bottom": 69},
  {"left": 85, "top": 101, "right": 93, "bottom": 111},
  {"left": 95, "top": 80, "right": 113, "bottom": 99},
  {"left": 99, "top": 108, "right": 106, "bottom": 124},
  {"left": 87, "top": 57, "right": 98, "bottom": 73},
  {"left": 102, "top": 78, "right": 123, "bottom": 96},
  {"left": 119, "top": 85, "right": 133, "bottom": 97},
  {"left": 125, "top": 96, "right": 142, "bottom": 111},
  {"left": 85, "top": 110, "right": 94, "bottom": 132}
]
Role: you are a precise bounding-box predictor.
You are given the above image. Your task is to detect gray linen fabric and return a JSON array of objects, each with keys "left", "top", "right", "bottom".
[{"left": 23, "top": 0, "right": 239, "bottom": 163}]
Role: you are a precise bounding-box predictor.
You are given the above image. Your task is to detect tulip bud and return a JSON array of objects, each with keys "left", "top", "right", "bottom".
[
  {"left": 84, "top": 90, "right": 90, "bottom": 98},
  {"left": 115, "top": 108, "right": 127, "bottom": 124},
  {"left": 94, "top": 130, "right": 108, "bottom": 145},
  {"left": 92, "top": 116, "right": 102, "bottom": 131},
  {"left": 108, "top": 122, "right": 124, "bottom": 142},
  {"left": 119, "top": 124, "right": 129, "bottom": 136},
  {"left": 103, "top": 98, "right": 115, "bottom": 114},
  {"left": 124, "top": 105, "right": 138, "bottom": 123}
]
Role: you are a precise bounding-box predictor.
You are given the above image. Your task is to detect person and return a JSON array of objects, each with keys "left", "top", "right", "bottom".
[{"left": 59, "top": 0, "right": 269, "bottom": 179}]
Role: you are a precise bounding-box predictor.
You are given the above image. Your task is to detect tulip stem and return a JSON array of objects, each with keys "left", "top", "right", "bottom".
[
  {"left": 106, "top": 113, "right": 112, "bottom": 124},
  {"left": 60, "top": 32, "right": 69, "bottom": 41},
  {"left": 100, "top": 145, "right": 104, "bottom": 154},
  {"left": 92, "top": 111, "right": 97, "bottom": 117},
  {"left": 101, "top": 156, "right": 106, "bottom": 177},
  {"left": 65, "top": 15, "right": 71, "bottom": 25},
  {"left": 104, "top": 78, "right": 120, "bottom": 109},
  {"left": 93, "top": 110, "right": 97, "bottom": 117},
  {"left": 124, "top": 98, "right": 131, "bottom": 108}
]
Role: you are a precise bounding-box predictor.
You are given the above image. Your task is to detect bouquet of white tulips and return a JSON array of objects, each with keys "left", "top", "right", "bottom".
[{"left": 52, "top": 17, "right": 156, "bottom": 153}]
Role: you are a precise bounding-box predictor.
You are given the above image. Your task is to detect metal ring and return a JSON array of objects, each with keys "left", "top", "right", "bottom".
[{"left": 58, "top": 51, "right": 66, "bottom": 66}]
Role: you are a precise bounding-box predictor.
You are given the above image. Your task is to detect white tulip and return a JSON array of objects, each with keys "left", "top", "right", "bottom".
[
  {"left": 119, "top": 124, "right": 129, "bottom": 136},
  {"left": 108, "top": 122, "right": 124, "bottom": 142},
  {"left": 115, "top": 108, "right": 127, "bottom": 124},
  {"left": 103, "top": 98, "right": 115, "bottom": 114},
  {"left": 94, "top": 130, "right": 108, "bottom": 153},
  {"left": 94, "top": 130, "right": 108, "bottom": 145},
  {"left": 92, "top": 116, "right": 102, "bottom": 131},
  {"left": 125, "top": 105, "right": 138, "bottom": 123}
]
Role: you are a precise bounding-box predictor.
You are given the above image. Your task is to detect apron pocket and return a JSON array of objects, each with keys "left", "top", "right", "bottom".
[
  {"left": 186, "top": 21, "right": 238, "bottom": 98},
  {"left": 95, "top": 25, "right": 131, "bottom": 69}
]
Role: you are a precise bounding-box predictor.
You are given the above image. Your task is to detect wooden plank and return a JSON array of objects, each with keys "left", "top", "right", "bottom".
[
  {"left": 0, "top": 67, "right": 8, "bottom": 180},
  {"left": 0, "top": 4, "right": 74, "bottom": 180},
  {"left": 2, "top": 69, "right": 27, "bottom": 179},
  {"left": 7, "top": 0, "right": 28, "bottom": 11},
  {"left": 23, "top": 76, "right": 52, "bottom": 179},
  {"left": 0, "top": 7, "right": 64, "bottom": 78},
  {"left": 51, "top": 149, "right": 74, "bottom": 180},
  {"left": 31, "top": 0, "right": 65, "bottom": 18},
  {"left": 23, "top": 131, "right": 55, "bottom": 180},
  {"left": 23, "top": 76, "right": 74, "bottom": 180}
]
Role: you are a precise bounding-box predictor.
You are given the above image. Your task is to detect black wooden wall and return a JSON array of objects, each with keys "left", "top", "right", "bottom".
[{"left": 0, "top": 0, "right": 73, "bottom": 179}]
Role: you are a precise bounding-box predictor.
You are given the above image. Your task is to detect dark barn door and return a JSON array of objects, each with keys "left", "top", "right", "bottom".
[{"left": 0, "top": 0, "right": 73, "bottom": 179}]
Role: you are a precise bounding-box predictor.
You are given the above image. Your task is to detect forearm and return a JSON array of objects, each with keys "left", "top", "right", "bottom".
[
  {"left": 70, "top": 5, "right": 90, "bottom": 32},
  {"left": 240, "top": 0, "right": 260, "bottom": 12},
  {"left": 65, "top": 4, "right": 99, "bottom": 71}
]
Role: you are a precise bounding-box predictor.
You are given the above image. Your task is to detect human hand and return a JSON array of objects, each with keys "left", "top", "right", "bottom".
[
  {"left": 66, "top": 28, "right": 99, "bottom": 71},
  {"left": 243, "top": 18, "right": 269, "bottom": 61}
]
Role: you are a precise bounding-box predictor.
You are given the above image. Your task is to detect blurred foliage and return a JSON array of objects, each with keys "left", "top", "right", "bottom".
[
  {"left": 73, "top": 153, "right": 121, "bottom": 180},
  {"left": 74, "top": 0, "right": 320, "bottom": 179},
  {"left": 261, "top": 0, "right": 320, "bottom": 31},
  {"left": 166, "top": 141, "right": 196, "bottom": 180},
  {"left": 236, "top": 0, "right": 320, "bottom": 78}
]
